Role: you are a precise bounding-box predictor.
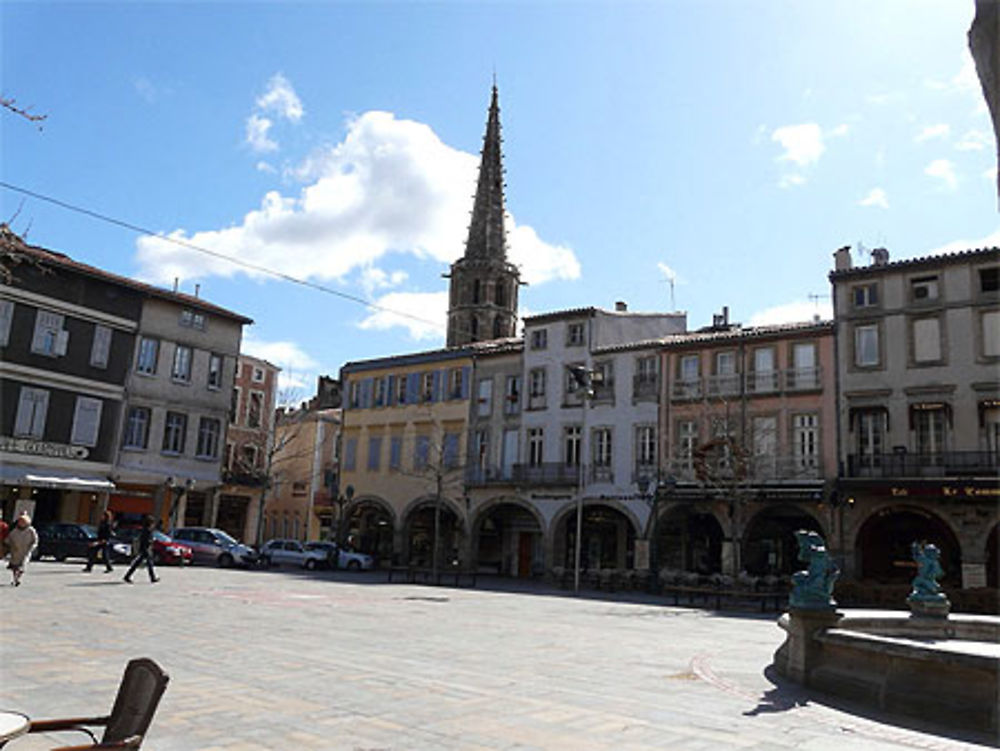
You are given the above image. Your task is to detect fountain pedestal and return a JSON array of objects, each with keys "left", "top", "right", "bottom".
[{"left": 775, "top": 608, "right": 841, "bottom": 684}]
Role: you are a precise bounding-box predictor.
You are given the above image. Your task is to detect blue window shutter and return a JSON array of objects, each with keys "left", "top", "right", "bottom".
[
  {"left": 362, "top": 378, "right": 373, "bottom": 408},
  {"left": 432, "top": 370, "right": 442, "bottom": 403},
  {"left": 344, "top": 438, "right": 357, "bottom": 471},
  {"left": 390, "top": 437, "right": 402, "bottom": 469},
  {"left": 461, "top": 366, "right": 471, "bottom": 399},
  {"left": 387, "top": 375, "right": 396, "bottom": 406},
  {"left": 407, "top": 373, "right": 419, "bottom": 404}
]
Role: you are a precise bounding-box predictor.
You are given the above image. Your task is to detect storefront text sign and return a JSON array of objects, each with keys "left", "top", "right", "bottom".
[{"left": 0, "top": 437, "right": 89, "bottom": 460}]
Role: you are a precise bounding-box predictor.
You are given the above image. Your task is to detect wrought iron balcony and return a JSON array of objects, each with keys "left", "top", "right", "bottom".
[
  {"left": 846, "top": 451, "right": 1000, "bottom": 478},
  {"left": 660, "top": 456, "right": 824, "bottom": 483},
  {"left": 511, "top": 462, "right": 580, "bottom": 486},
  {"left": 705, "top": 374, "right": 741, "bottom": 397},
  {"left": 465, "top": 465, "right": 518, "bottom": 486},
  {"left": 784, "top": 366, "right": 821, "bottom": 391},
  {"left": 745, "top": 371, "right": 780, "bottom": 394},
  {"left": 671, "top": 379, "right": 703, "bottom": 400},
  {"left": 632, "top": 375, "right": 659, "bottom": 400}
]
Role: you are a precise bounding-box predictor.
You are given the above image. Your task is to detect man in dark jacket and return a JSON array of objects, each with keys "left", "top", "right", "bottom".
[
  {"left": 84, "top": 509, "right": 115, "bottom": 573},
  {"left": 124, "top": 515, "right": 159, "bottom": 584}
]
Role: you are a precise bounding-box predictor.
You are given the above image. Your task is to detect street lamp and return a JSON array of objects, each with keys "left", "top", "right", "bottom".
[
  {"left": 165, "top": 477, "right": 194, "bottom": 532},
  {"left": 568, "top": 365, "right": 603, "bottom": 594}
]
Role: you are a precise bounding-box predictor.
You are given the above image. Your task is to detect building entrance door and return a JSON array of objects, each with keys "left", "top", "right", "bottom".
[{"left": 518, "top": 533, "right": 532, "bottom": 577}]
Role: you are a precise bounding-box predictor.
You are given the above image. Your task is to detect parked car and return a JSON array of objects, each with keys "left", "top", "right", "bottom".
[
  {"left": 112, "top": 529, "right": 193, "bottom": 566},
  {"left": 259, "top": 539, "right": 326, "bottom": 570},
  {"left": 304, "top": 541, "right": 375, "bottom": 571},
  {"left": 32, "top": 523, "right": 130, "bottom": 563},
  {"left": 171, "top": 527, "right": 257, "bottom": 567}
]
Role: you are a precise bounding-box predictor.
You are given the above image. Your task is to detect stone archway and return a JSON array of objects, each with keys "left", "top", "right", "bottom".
[
  {"left": 343, "top": 498, "right": 395, "bottom": 566},
  {"left": 855, "top": 506, "right": 962, "bottom": 585},
  {"left": 743, "top": 505, "right": 824, "bottom": 576},
  {"left": 553, "top": 503, "right": 639, "bottom": 571},
  {"left": 402, "top": 498, "right": 465, "bottom": 568},
  {"left": 472, "top": 500, "right": 544, "bottom": 577},
  {"left": 656, "top": 504, "right": 724, "bottom": 575}
]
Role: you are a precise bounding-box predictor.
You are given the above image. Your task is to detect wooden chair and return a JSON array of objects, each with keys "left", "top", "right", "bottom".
[{"left": 26, "top": 658, "right": 169, "bottom": 750}]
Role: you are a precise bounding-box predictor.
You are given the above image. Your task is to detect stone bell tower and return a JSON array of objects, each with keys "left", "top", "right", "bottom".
[{"left": 445, "top": 85, "right": 521, "bottom": 347}]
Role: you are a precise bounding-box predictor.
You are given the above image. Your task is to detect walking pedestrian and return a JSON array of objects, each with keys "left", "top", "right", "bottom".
[
  {"left": 0, "top": 516, "right": 9, "bottom": 558},
  {"left": 84, "top": 509, "right": 115, "bottom": 573},
  {"left": 7, "top": 512, "right": 38, "bottom": 587},
  {"left": 123, "top": 515, "right": 159, "bottom": 584}
]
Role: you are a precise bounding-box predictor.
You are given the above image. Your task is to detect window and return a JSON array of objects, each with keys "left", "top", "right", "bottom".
[
  {"left": 90, "top": 325, "right": 112, "bottom": 369},
  {"left": 635, "top": 425, "right": 656, "bottom": 468},
  {"left": 414, "top": 435, "right": 430, "bottom": 470},
  {"left": 564, "top": 363, "right": 585, "bottom": 404},
  {"left": 247, "top": 392, "right": 263, "bottom": 429},
  {"left": 912, "top": 317, "right": 942, "bottom": 363},
  {"left": 636, "top": 355, "right": 657, "bottom": 382},
  {"left": 793, "top": 414, "right": 819, "bottom": 472},
  {"left": 443, "top": 433, "right": 460, "bottom": 469},
  {"left": 389, "top": 436, "right": 403, "bottom": 470},
  {"left": 374, "top": 377, "right": 387, "bottom": 407},
  {"left": 504, "top": 375, "right": 521, "bottom": 415},
  {"left": 592, "top": 427, "right": 612, "bottom": 471},
  {"left": 789, "top": 343, "right": 818, "bottom": 388},
  {"left": 31, "top": 310, "right": 67, "bottom": 356},
  {"left": 343, "top": 438, "right": 357, "bottom": 471},
  {"left": 477, "top": 378, "right": 493, "bottom": 417},
  {"left": 472, "top": 279, "right": 481, "bottom": 304},
  {"left": 348, "top": 381, "right": 361, "bottom": 408},
  {"left": 856, "top": 409, "right": 885, "bottom": 467},
  {"left": 983, "top": 405, "right": 1000, "bottom": 455},
  {"left": 473, "top": 430, "right": 489, "bottom": 470},
  {"left": 162, "top": 412, "right": 187, "bottom": 454},
  {"left": 530, "top": 329, "right": 547, "bottom": 350},
  {"left": 449, "top": 368, "right": 463, "bottom": 399},
  {"left": 914, "top": 406, "right": 947, "bottom": 456},
  {"left": 208, "top": 354, "right": 223, "bottom": 389},
  {"left": 592, "top": 361, "right": 614, "bottom": 401},
  {"left": 136, "top": 337, "right": 159, "bottom": 375},
  {"left": 711, "top": 417, "right": 735, "bottom": 470},
  {"left": 367, "top": 437, "right": 382, "bottom": 470},
  {"left": 853, "top": 283, "right": 878, "bottom": 308},
  {"left": 494, "top": 280, "right": 506, "bottom": 307},
  {"left": 396, "top": 375, "right": 408, "bottom": 405},
  {"left": 751, "top": 416, "right": 777, "bottom": 476},
  {"left": 241, "top": 444, "right": 258, "bottom": 470},
  {"left": 493, "top": 315, "right": 503, "bottom": 339},
  {"left": 564, "top": 425, "right": 581, "bottom": 467},
  {"left": 179, "top": 309, "right": 206, "bottom": 330},
  {"left": 678, "top": 354, "right": 700, "bottom": 396},
  {"left": 529, "top": 368, "right": 546, "bottom": 399},
  {"left": 14, "top": 387, "right": 49, "bottom": 439},
  {"left": 982, "top": 311, "right": 999, "bottom": 357},
  {"left": 528, "top": 428, "right": 544, "bottom": 466},
  {"left": 421, "top": 372, "right": 435, "bottom": 402},
  {"left": 0, "top": 299, "right": 13, "bottom": 347},
  {"left": 713, "top": 350, "right": 738, "bottom": 394},
  {"left": 566, "top": 323, "right": 585, "bottom": 346},
  {"left": 252, "top": 367, "right": 264, "bottom": 383},
  {"left": 123, "top": 406, "right": 151, "bottom": 449},
  {"left": 980, "top": 267, "right": 999, "bottom": 293},
  {"left": 230, "top": 387, "right": 240, "bottom": 424},
  {"left": 196, "top": 417, "right": 221, "bottom": 459},
  {"left": 910, "top": 275, "right": 939, "bottom": 302},
  {"left": 171, "top": 345, "right": 193, "bottom": 382},
  {"left": 752, "top": 348, "right": 776, "bottom": 392},
  {"left": 70, "top": 397, "right": 103, "bottom": 447},
  {"left": 854, "top": 324, "right": 879, "bottom": 367},
  {"left": 676, "top": 420, "right": 697, "bottom": 469}
]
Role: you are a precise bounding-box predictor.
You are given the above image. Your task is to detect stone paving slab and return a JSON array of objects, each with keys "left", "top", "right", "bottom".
[{"left": 0, "top": 563, "right": 994, "bottom": 750}]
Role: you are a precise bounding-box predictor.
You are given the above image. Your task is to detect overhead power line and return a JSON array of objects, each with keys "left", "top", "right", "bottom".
[{"left": 0, "top": 180, "right": 443, "bottom": 330}]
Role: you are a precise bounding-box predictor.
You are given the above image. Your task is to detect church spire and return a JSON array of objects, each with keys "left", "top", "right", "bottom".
[{"left": 463, "top": 84, "right": 506, "bottom": 261}]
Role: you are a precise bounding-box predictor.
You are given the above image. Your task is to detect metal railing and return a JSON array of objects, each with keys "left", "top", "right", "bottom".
[
  {"left": 510, "top": 462, "right": 580, "bottom": 486},
  {"left": 632, "top": 375, "right": 659, "bottom": 400},
  {"left": 705, "top": 374, "right": 741, "bottom": 397},
  {"left": 846, "top": 451, "right": 999, "bottom": 478},
  {"left": 669, "top": 368, "right": 824, "bottom": 401},
  {"left": 661, "top": 456, "right": 824, "bottom": 482}
]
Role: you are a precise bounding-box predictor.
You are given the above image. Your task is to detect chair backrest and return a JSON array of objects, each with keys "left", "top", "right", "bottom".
[{"left": 102, "top": 658, "right": 170, "bottom": 744}]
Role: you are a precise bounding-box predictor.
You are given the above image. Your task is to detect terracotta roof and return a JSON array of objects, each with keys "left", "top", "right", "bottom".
[
  {"left": 341, "top": 337, "right": 523, "bottom": 374},
  {"left": 828, "top": 246, "right": 1000, "bottom": 280},
  {"left": 0, "top": 225, "right": 253, "bottom": 324},
  {"left": 592, "top": 319, "right": 834, "bottom": 354}
]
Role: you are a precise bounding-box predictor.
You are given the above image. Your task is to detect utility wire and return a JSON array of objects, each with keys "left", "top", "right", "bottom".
[{"left": 0, "top": 180, "right": 444, "bottom": 329}]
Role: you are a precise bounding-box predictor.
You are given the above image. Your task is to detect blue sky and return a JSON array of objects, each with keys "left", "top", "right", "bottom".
[{"left": 2, "top": 1, "right": 993, "bottom": 393}]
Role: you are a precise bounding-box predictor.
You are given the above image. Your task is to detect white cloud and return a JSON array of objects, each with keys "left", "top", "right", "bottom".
[
  {"left": 956, "top": 129, "right": 990, "bottom": 151},
  {"left": 858, "top": 188, "right": 889, "bottom": 209},
  {"left": 256, "top": 73, "right": 304, "bottom": 122},
  {"left": 240, "top": 333, "right": 321, "bottom": 394},
  {"left": 914, "top": 124, "right": 950, "bottom": 143},
  {"left": 357, "top": 291, "right": 448, "bottom": 341},
  {"left": 245, "top": 114, "right": 277, "bottom": 153},
  {"left": 772, "top": 123, "right": 825, "bottom": 166},
  {"left": 925, "top": 227, "right": 1000, "bottom": 256},
  {"left": 359, "top": 266, "right": 408, "bottom": 297},
  {"left": 256, "top": 161, "right": 277, "bottom": 174},
  {"left": 136, "top": 110, "right": 578, "bottom": 334},
  {"left": 132, "top": 76, "right": 157, "bottom": 103},
  {"left": 828, "top": 124, "right": 850, "bottom": 138},
  {"left": 656, "top": 262, "right": 678, "bottom": 282},
  {"left": 749, "top": 300, "right": 832, "bottom": 327},
  {"left": 778, "top": 173, "right": 806, "bottom": 189},
  {"left": 924, "top": 159, "right": 958, "bottom": 191}
]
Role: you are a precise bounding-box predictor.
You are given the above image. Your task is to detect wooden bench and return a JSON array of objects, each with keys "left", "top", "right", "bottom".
[
  {"left": 661, "top": 584, "right": 787, "bottom": 612},
  {"left": 387, "top": 566, "right": 477, "bottom": 588}
]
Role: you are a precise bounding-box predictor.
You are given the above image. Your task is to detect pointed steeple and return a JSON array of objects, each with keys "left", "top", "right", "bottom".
[{"left": 463, "top": 85, "right": 507, "bottom": 261}]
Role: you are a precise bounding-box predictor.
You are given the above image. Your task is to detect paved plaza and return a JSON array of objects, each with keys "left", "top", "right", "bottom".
[{"left": 0, "top": 562, "right": 994, "bottom": 751}]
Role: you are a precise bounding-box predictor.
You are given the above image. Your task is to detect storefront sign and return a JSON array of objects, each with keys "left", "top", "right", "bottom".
[
  {"left": 890, "top": 485, "right": 1000, "bottom": 499},
  {"left": 0, "top": 437, "right": 89, "bottom": 460}
]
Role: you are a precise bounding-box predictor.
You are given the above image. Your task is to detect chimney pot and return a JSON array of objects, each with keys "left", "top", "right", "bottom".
[
  {"left": 872, "top": 247, "right": 889, "bottom": 266},
  {"left": 834, "top": 246, "right": 852, "bottom": 271},
  {"left": 615, "top": 301, "right": 627, "bottom": 312}
]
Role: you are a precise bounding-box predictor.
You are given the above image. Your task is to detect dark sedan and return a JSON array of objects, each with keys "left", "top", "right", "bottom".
[{"left": 32, "top": 523, "right": 129, "bottom": 563}]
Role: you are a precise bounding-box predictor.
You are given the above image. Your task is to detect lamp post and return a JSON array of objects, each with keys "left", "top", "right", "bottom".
[
  {"left": 569, "top": 365, "right": 602, "bottom": 594},
  {"left": 641, "top": 473, "right": 675, "bottom": 593},
  {"left": 165, "top": 477, "right": 193, "bottom": 532}
]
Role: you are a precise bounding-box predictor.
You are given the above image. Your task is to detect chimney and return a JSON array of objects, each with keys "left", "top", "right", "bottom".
[
  {"left": 172, "top": 277, "right": 179, "bottom": 293},
  {"left": 871, "top": 247, "right": 889, "bottom": 266},
  {"left": 194, "top": 283, "right": 201, "bottom": 298},
  {"left": 711, "top": 306, "right": 730, "bottom": 329},
  {"left": 834, "top": 246, "right": 852, "bottom": 271},
  {"left": 615, "top": 301, "right": 627, "bottom": 312}
]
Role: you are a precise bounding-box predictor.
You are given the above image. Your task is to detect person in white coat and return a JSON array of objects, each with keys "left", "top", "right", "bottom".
[{"left": 7, "top": 512, "right": 38, "bottom": 586}]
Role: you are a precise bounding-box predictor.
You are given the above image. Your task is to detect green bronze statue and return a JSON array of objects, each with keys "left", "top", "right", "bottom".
[
  {"left": 908, "top": 541, "right": 947, "bottom": 604},
  {"left": 789, "top": 530, "right": 839, "bottom": 610}
]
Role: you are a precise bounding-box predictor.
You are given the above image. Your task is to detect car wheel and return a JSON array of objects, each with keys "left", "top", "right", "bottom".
[
  {"left": 261, "top": 555, "right": 271, "bottom": 569},
  {"left": 305, "top": 558, "right": 316, "bottom": 570},
  {"left": 347, "top": 560, "right": 360, "bottom": 572},
  {"left": 218, "top": 552, "right": 233, "bottom": 568}
]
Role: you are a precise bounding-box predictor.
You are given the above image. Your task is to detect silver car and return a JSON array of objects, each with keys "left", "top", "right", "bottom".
[
  {"left": 172, "top": 527, "right": 257, "bottom": 567},
  {"left": 259, "top": 539, "right": 326, "bottom": 570}
]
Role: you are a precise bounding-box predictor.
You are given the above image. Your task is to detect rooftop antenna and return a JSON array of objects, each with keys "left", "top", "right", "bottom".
[
  {"left": 658, "top": 263, "right": 678, "bottom": 311},
  {"left": 808, "top": 292, "right": 830, "bottom": 320}
]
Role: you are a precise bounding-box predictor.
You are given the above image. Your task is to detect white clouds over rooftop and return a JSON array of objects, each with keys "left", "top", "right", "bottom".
[
  {"left": 914, "top": 124, "right": 950, "bottom": 143},
  {"left": 859, "top": 188, "right": 889, "bottom": 209},
  {"left": 924, "top": 158, "right": 958, "bottom": 191},
  {"left": 772, "top": 123, "right": 825, "bottom": 166}
]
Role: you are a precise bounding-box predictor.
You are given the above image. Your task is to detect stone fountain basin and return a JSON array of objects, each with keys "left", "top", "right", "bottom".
[{"left": 788, "top": 609, "right": 1000, "bottom": 735}]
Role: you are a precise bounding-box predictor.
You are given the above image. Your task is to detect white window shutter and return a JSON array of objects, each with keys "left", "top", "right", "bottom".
[
  {"left": 15, "top": 388, "right": 49, "bottom": 438},
  {"left": 54, "top": 329, "right": 70, "bottom": 356},
  {"left": 90, "top": 325, "right": 111, "bottom": 368},
  {"left": 71, "top": 397, "right": 103, "bottom": 447},
  {"left": 0, "top": 299, "right": 13, "bottom": 347}
]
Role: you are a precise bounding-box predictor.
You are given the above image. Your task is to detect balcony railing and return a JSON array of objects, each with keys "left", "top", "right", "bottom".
[
  {"left": 661, "top": 456, "right": 824, "bottom": 482},
  {"left": 511, "top": 462, "right": 580, "bottom": 486},
  {"left": 465, "top": 465, "right": 517, "bottom": 486},
  {"left": 846, "top": 451, "right": 999, "bottom": 478},
  {"left": 670, "top": 369, "right": 824, "bottom": 401},
  {"left": 746, "top": 371, "right": 779, "bottom": 394},
  {"left": 632, "top": 375, "right": 659, "bottom": 401},
  {"left": 672, "top": 379, "right": 703, "bottom": 399},
  {"left": 784, "top": 366, "right": 821, "bottom": 391},
  {"left": 705, "top": 374, "right": 741, "bottom": 397}
]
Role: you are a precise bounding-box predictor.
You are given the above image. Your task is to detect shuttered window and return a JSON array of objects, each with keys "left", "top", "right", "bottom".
[
  {"left": 71, "top": 397, "right": 103, "bottom": 447},
  {"left": 0, "top": 299, "right": 13, "bottom": 347},
  {"left": 90, "top": 325, "right": 112, "bottom": 368},
  {"left": 31, "top": 310, "right": 67, "bottom": 356},
  {"left": 14, "top": 387, "right": 49, "bottom": 438}
]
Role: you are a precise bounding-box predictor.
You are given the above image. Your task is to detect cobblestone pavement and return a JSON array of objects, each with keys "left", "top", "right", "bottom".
[{"left": 0, "top": 563, "right": 994, "bottom": 751}]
